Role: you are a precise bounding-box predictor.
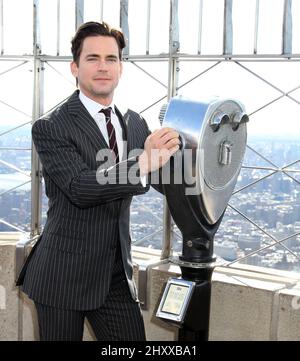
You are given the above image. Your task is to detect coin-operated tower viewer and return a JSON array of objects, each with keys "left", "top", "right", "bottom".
[{"left": 156, "top": 96, "right": 249, "bottom": 341}]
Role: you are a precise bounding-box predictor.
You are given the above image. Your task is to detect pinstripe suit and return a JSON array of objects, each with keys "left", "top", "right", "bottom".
[{"left": 17, "top": 90, "right": 154, "bottom": 340}]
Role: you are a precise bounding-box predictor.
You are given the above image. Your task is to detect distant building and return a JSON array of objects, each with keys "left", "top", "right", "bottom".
[
  {"left": 214, "top": 241, "right": 237, "bottom": 261},
  {"left": 238, "top": 236, "right": 261, "bottom": 252}
]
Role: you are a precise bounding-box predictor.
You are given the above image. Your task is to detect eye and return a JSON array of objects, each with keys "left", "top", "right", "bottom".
[
  {"left": 87, "top": 57, "right": 98, "bottom": 62},
  {"left": 106, "top": 57, "right": 118, "bottom": 63}
]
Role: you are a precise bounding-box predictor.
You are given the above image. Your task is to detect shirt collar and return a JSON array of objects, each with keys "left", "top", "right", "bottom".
[{"left": 79, "top": 91, "right": 116, "bottom": 117}]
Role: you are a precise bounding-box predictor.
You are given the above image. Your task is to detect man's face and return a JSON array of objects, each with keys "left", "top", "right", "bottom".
[{"left": 71, "top": 35, "right": 123, "bottom": 105}]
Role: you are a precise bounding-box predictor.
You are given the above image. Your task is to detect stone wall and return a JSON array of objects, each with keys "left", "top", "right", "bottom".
[{"left": 1, "top": 233, "right": 300, "bottom": 341}]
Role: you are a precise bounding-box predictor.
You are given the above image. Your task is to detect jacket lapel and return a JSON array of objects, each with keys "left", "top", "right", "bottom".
[
  {"left": 115, "top": 106, "right": 130, "bottom": 159},
  {"left": 67, "top": 90, "right": 109, "bottom": 151},
  {"left": 67, "top": 91, "right": 136, "bottom": 161}
]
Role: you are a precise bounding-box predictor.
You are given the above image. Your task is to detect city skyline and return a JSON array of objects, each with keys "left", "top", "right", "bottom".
[{"left": 1, "top": 133, "right": 299, "bottom": 273}]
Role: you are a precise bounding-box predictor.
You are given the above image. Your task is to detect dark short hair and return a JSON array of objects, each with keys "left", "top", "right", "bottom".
[{"left": 71, "top": 21, "right": 126, "bottom": 64}]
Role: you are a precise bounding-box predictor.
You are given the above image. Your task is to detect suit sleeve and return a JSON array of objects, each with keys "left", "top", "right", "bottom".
[{"left": 32, "top": 118, "right": 149, "bottom": 208}]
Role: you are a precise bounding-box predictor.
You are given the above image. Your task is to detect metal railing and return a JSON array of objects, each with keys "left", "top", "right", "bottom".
[{"left": 0, "top": 0, "right": 299, "bottom": 272}]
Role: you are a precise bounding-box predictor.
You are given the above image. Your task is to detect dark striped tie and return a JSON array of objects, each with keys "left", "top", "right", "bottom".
[{"left": 100, "top": 107, "right": 119, "bottom": 163}]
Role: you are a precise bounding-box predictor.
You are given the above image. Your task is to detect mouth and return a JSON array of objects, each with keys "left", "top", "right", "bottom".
[{"left": 94, "top": 78, "right": 110, "bottom": 81}]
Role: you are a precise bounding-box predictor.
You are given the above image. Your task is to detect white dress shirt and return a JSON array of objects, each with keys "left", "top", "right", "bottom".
[{"left": 79, "top": 91, "right": 124, "bottom": 161}]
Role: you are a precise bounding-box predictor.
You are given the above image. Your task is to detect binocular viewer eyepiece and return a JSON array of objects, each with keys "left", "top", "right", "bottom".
[{"left": 160, "top": 96, "right": 248, "bottom": 264}]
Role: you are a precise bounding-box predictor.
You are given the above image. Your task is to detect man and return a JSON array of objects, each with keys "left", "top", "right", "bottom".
[{"left": 16, "top": 21, "right": 179, "bottom": 341}]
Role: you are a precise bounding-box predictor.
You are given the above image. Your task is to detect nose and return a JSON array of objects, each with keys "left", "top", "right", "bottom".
[{"left": 96, "top": 59, "right": 108, "bottom": 71}]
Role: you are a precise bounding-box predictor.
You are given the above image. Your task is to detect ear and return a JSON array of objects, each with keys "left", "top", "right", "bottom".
[{"left": 70, "top": 61, "right": 78, "bottom": 78}]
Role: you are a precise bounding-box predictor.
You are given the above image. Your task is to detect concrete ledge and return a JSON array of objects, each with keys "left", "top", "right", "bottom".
[
  {"left": 0, "top": 233, "right": 22, "bottom": 341},
  {"left": 277, "top": 286, "right": 300, "bottom": 340},
  {"left": 1, "top": 234, "right": 300, "bottom": 340},
  {"left": 133, "top": 254, "right": 300, "bottom": 341}
]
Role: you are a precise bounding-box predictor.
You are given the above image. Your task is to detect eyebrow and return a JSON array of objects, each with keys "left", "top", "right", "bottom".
[{"left": 85, "top": 54, "right": 119, "bottom": 60}]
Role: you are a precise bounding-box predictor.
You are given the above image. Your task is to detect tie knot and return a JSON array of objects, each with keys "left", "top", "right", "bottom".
[{"left": 100, "top": 107, "right": 111, "bottom": 118}]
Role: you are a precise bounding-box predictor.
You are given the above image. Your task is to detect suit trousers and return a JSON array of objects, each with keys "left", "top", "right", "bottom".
[{"left": 34, "top": 246, "right": 146, "bottom": 341}]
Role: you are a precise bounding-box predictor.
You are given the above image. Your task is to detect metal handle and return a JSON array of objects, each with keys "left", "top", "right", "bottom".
[
  {"left": 231, "top": 111, "right": 249, "bottom": 131},
  {"left": 210, "top": 112, "right": 230, "bottom": 132}
]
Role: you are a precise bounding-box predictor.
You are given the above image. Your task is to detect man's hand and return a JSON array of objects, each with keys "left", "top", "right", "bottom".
[{"left": 138, "top": 127, "right": 180, "bottom": 176}]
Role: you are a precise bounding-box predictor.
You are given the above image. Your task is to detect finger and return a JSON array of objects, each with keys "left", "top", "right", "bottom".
[
  {"left": 162, "top": 137, "right": 181, "bottom": 149},
  {"left": 150, "top": 130, "right": 179, "bottom": 148},
  {"left": 160, "top": 130, "right": 180, "bottom": 145},
  {"left": 154, "top": 127, "right": 177, "bottom": 138},
  {"left": 168, "top": 144, "right": 180, "bottom": 156},
  {"left": 148, "top": 129, "right": 179, "bottom": 151}
]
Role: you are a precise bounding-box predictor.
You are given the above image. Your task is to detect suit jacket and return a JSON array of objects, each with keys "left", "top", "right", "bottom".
[{"left": 18, "top": 90, "right": 152, "bottom": 310}]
